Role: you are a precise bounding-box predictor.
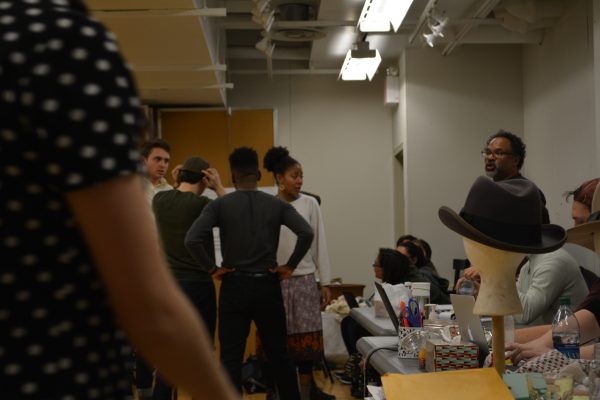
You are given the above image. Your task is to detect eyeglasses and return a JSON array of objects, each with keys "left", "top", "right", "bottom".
[{"left": 481, "top": 149, "right": 513, "bottom": 159}]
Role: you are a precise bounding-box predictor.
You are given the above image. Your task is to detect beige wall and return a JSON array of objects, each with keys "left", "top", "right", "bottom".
[
  {"left": 522, "top": 0, "right": 599, "bottom": 273},
  {"left": 229, "top": 74, "right": 395, "bottom": 290},
  {"left": 398, "top": 45, "right": 524, "bottom": 282},
  {"left": 523, "top": 0, "right": 596, "bottom": 228},
  {"left": 226, "top": 2, "right": 600, "bottom": 288}
]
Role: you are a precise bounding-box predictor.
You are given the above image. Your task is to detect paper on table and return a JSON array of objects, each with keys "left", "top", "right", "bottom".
[
  {"left": 381, "top": 368, "right": 513, "bottom": 400},
  {"left": 367, "top": 385, "right": 385, "bottom": 400}
]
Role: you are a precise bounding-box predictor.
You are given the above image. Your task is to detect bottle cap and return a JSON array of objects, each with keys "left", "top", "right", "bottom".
[
  {"left": 559, "top": 296, "right": 571, "bottom": 305},
  {"left": 412, "top": 282, "right": 430, "bottom": 296}
]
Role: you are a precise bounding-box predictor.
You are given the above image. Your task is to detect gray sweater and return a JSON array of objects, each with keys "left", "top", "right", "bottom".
[{"left": 185, "top": 190, "right": 314, "bottom": 272}]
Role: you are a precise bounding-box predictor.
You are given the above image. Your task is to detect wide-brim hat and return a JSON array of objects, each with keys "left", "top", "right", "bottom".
[
  {"left": 566, "top": 181, "right": 600, "bottom": 251},
  {"left": 439, "top": 176, "right": 566, "bottom": 254}
]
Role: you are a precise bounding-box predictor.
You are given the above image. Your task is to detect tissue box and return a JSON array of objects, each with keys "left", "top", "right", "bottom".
[
  {"left": 425, "top": 338, "right": 479, "bottom": 372},
  {"left": 397, "top": 327, "right": 421, "bottom": 359}
]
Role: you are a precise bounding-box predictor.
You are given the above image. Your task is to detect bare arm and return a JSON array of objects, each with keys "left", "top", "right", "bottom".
[
  {"left": 203, "top": 168, "right": 226, "bottom": 197},
  {"left": 514, "top": 324, "right": 551, "bottom": 343},
  {"left": 508, "top": 309, "right": 600, "bottom": 364},
  {"left": 66, "top": 175, "right": 238, "bottom": 400}
]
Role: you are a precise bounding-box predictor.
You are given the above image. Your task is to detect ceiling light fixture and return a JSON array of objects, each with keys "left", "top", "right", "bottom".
[
  {"left": 422, "top": 9, "right": 448, "bottom": 47},
  {"left": 358, "top": 0, "right": 415, "bottom": 32},
  {"left": 339, "top": 41, "right": 381, "bottom": 81},
  {"left": 251, "top": 0, "right": 275, "bottom": 33},
  {"left": 255, "top": 36, "right": 275, "bottom": 58}
]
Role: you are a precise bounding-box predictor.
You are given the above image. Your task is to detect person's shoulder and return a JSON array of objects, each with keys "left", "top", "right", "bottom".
[
  {"left": 197, "top": 194, "right": 212, "bottom": 204},
  {"left": 300, "top": 194, "right": 320, "bottom": 208},
  {"left": 153, "top": 189, "right": 176, "bottom": 201}
]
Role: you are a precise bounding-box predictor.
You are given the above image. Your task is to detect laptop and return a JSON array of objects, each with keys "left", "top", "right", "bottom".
[
  {"left": 374, "top": 281, "right": 400, "bottom": 333},
  {"left": 342, "top": 291, "right": 360, "bottom": 309},
  {"left": 450, "top": 294, "right": 489, "bottom": 353}
]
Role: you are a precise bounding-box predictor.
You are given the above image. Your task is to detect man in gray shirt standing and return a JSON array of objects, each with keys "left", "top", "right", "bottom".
[{"left": 185, "top": 147, "right": 313, "bottom": 400}]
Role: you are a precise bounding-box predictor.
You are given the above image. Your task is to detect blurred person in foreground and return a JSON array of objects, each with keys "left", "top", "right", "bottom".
[{"left": 0, "top": 1, "right": 237, "bottom": 399}]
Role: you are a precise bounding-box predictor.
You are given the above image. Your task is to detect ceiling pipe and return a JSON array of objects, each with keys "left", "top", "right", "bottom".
[
  {"left": 141, "top": 83, "right": 234, "bottom": 90},
  {"left": 93, "top": 8, "right": 227, "bottom": 18},
  {"left": 221, "top": 17, "right": 500, "bottom": 30},
  {"left": 132, "top": 64, "right": 227, "bottom": 72},
  {"left": 229, "top": 69, "right": 341, "bottom": 75},
  {"left": 442, "top": 0, "right": 502, "bottom": 56},
  {"left": 228, "top": 47, "right": 310, "bottom": 60}
]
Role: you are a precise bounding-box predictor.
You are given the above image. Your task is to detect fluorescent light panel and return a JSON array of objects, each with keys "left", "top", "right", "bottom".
[
  {"left": 339, "top": 47, "right": 381, "bottom": 81},
  {"left": 358, "top": 0, "right": 415, "bottom": 32}
]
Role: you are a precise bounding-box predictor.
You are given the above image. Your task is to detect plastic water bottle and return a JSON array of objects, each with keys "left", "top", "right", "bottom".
[
  {"left": 552, "top": 297, "right": 580, "bottom": 359},
  {"left": 457, "top": 279, "right": 475, "bottom": 296}
]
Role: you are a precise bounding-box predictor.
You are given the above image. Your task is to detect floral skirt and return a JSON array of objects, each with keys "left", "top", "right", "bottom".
[{"left": 257, "top": 274, "right": 324, "bottom": 361}]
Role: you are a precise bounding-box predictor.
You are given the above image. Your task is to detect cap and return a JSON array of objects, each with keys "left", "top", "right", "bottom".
[
  {"left": 181, "top": 156, "right": 209, "bottom": 174},
  {"left": 558, "top": 296, "right": 571, "bottom": 306}
]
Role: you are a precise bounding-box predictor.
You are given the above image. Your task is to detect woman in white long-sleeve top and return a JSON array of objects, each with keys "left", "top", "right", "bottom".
[{"left": 263, "top": 146, "right": 335, "bottom": 400}]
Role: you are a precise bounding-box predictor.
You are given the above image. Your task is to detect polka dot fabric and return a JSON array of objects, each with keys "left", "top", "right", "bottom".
[{"left": 1, "top": 1, "right": 144, "bottom": 398}]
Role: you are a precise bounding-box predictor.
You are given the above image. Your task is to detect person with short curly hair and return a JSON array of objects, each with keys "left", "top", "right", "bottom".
[
  {"left": 185, "top": 147, "right": 314, "bottom": 400},
  {"left": 263, "top": 146, "right": 334, "bottom": 400},
  {"left": 483, "top": 129, "right": 550, "bottom": 223}
]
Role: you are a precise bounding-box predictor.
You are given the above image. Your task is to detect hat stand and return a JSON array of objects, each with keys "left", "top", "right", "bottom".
[
  {"left": 594, "top": 233, "right": 600, "bottom": 257},
  {"left": 462, "top": 238, "right": 525, "bottom": 376}
]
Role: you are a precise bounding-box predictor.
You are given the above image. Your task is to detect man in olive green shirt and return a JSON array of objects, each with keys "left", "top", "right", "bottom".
[{"left": 151, "top": 155, "right": 225, "bottom": 400}]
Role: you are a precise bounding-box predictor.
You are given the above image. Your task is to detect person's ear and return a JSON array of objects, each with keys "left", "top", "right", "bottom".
[
  {"left": 231, "top": 173, "right": 237, "bottom": 184},
  {"left": 257, "top": 170, "right": 262, "bottom": 181}
]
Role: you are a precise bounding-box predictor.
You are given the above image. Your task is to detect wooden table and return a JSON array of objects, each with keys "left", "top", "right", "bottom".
[{"left": 325, "top": 283, "right": 365, "bottom": 301}]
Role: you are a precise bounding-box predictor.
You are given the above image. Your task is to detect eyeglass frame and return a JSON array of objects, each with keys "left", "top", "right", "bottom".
[{"left": 480, "top": 149, "right": 514, "bottom": 159}]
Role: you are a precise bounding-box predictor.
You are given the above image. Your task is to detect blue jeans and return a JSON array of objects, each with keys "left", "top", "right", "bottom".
[
  {"left": 153, "top": 278, "right": 216, "bottom": 400},
  {"left": 219, "top": 273, "right": 300, "bottom": 400}
]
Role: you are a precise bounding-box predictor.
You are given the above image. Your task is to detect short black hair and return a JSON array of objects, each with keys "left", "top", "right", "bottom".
[
  {"left": 396, "top": 234, "right": 417, "bottom": 247},
  {"left": 414, "top": 238, "right": 432, "bottom": 260},
  {"left": 486, "top": 129, "right": 526, "bottom": 169},
  {"left": 180, "top": 170, "right": 204, "bottom": 184},
  {"left": 229, "top": 147, "right": 259, "bottom": 175},
  {"left": 378, "top": 248, "right": 410, "bottom": 285},
  {"left": 397, "top": 241, "right": 426, "bottom": 268},
  {"left": 140, "top": 138, "right": 170, "bottom": 158}
]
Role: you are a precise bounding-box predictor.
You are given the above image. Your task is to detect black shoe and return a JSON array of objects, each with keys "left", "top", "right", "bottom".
[
  {"left": 310, "top": 383, "right": 336, "bottom": 400},
  {"left": 265, "top": 389, "right": 279, "bottom": 400},
  {"left": 333, "top": 370, "right": 351, "bottom": 385}
]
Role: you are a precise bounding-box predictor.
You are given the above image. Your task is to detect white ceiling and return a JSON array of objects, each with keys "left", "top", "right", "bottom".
[{"left": 88, "top": 0, "right": 565, "bottom": 106}]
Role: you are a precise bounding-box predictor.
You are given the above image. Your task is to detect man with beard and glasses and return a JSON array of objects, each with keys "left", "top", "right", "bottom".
[{"left": 481, "top": 129, "right": 550, "bottom": 224}]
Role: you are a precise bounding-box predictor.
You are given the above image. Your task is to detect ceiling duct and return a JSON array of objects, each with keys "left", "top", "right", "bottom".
[
  {"left": 271, "top": 0, "right": 325, "bottom": 42},
  {"left": 493, "top": 0, "right": 566, "bottom": 34},
  {"left": 278, "top": 3, "right": 311, "bottom": 21}
]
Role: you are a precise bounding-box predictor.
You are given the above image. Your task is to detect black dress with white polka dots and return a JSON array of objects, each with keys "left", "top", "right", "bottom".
[{"left": 1, "top": 1, "right": 145, "bottom": 398}]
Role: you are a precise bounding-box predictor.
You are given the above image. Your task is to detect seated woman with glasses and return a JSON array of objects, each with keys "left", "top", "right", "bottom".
[
  {"left": 336, "top": 248, "right": 448, "bottom": 384},
  {"left": 335, "top": 249, "right": 409, "bottom": 386}
]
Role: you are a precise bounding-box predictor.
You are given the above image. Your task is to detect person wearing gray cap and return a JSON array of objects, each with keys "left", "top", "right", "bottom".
[{"left": 150, "top": 156, "right": 226, "bottom": 400}]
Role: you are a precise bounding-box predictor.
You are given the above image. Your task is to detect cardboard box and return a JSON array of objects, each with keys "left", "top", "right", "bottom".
[
  {"left": 382, "top": 368, "right": 514, "bottom": 400},
  {"left": 425, "top": 338, "right": 479, "bottom": 372}
]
